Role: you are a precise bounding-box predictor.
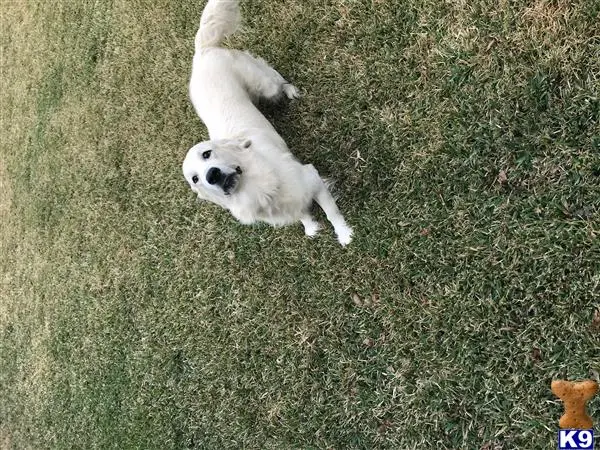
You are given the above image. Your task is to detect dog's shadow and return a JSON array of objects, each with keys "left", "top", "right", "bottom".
[
  {"left": 258, "top": 94, "right": 358, "bottom": 199},
  {"left": 256, "top": 96, "right": 310, "bottom": 160},
  {"left": 257, "top": 96, "right": 319, "bottom": 164},
  {"left": 256, "top": 96, "right": 293, "bottom": 126}
]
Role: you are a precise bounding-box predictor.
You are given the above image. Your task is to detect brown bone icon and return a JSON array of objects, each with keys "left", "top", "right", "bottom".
[{"left": 551, "top": 379, "right": 598, "bottom": 429}]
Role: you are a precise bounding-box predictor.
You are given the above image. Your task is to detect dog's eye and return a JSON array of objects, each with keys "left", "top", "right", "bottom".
[
  {"left": 202, "top": 150, "right": 212, "bottom": 160},
  {"left": 191, "top": 175, "right": 199, "bottom": 184}
]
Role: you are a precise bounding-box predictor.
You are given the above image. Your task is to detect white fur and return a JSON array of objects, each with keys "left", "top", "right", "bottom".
[{"left": 182, "top": 0, "right": 353, "bottom": 246}]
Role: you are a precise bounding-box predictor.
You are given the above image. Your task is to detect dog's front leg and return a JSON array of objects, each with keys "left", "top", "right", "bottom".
[
  {"left": 304, "top": 165, "right": 353, "bottom": 246},
  {"left": 301, "top": 215, "right": 321, "bottom": 238}
]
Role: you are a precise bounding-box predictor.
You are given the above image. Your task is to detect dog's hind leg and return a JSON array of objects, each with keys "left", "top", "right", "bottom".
[
  {"left": 304, "top": 165, "right": 353, "bottom": 246},
  {"left": 234, "top": 51, "right": 300, "bottom": 102}
]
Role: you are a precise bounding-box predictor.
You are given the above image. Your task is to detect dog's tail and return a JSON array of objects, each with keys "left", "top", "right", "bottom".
[{"left": 195, "top": 0, "right": 240, "bottom": 49}]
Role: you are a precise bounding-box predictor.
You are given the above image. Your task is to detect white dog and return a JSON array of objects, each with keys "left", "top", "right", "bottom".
[{"left": 182, "top": 0, "right": 353, "bottom": 245}]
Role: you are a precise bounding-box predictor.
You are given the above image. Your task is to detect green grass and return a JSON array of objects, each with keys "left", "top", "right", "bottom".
[{"left": 1, "top": 0, "right": 599, "bottom": 448}]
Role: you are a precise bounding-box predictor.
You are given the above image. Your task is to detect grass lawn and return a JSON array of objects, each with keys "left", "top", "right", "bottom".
[{"left": 1, "top": 0, "right": 599, "bottom": 448}]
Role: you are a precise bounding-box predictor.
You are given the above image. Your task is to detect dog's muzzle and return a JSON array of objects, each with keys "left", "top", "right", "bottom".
[{"left": 206, "top": 167, "right": 242, "bottom": 195}]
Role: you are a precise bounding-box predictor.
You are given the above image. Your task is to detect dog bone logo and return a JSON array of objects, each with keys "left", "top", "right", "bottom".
[{"left": 551, "top": 379, "right": 598, "bottom": 429}]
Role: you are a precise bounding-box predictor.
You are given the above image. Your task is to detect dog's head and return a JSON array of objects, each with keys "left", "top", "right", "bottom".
[{"left": 182, "top": 138, "right": 252, "bottom": 202}]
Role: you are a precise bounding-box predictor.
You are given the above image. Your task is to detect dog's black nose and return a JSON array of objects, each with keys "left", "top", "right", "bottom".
[{"left": 206, "top": 167, "right": 221, "bottom": 185}]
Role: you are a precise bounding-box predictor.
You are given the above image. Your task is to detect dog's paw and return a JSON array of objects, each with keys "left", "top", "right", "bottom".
[
  {"left": 283, "top": 83, "right": 300, "bottom": 100},
  {"left": 302, "top": 219, "right": 321, "bottom": 238},
  {"left": 335, "top": 224, "right": 353, "bottom": 247}
]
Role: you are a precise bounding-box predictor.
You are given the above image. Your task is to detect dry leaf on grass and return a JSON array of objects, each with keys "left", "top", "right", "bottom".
[
  {"left": 497, "top": 169, "right": 508, "bottom": 185},
  {"left": 591, "top": 308, "right": 600, "bottom": 331}
]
